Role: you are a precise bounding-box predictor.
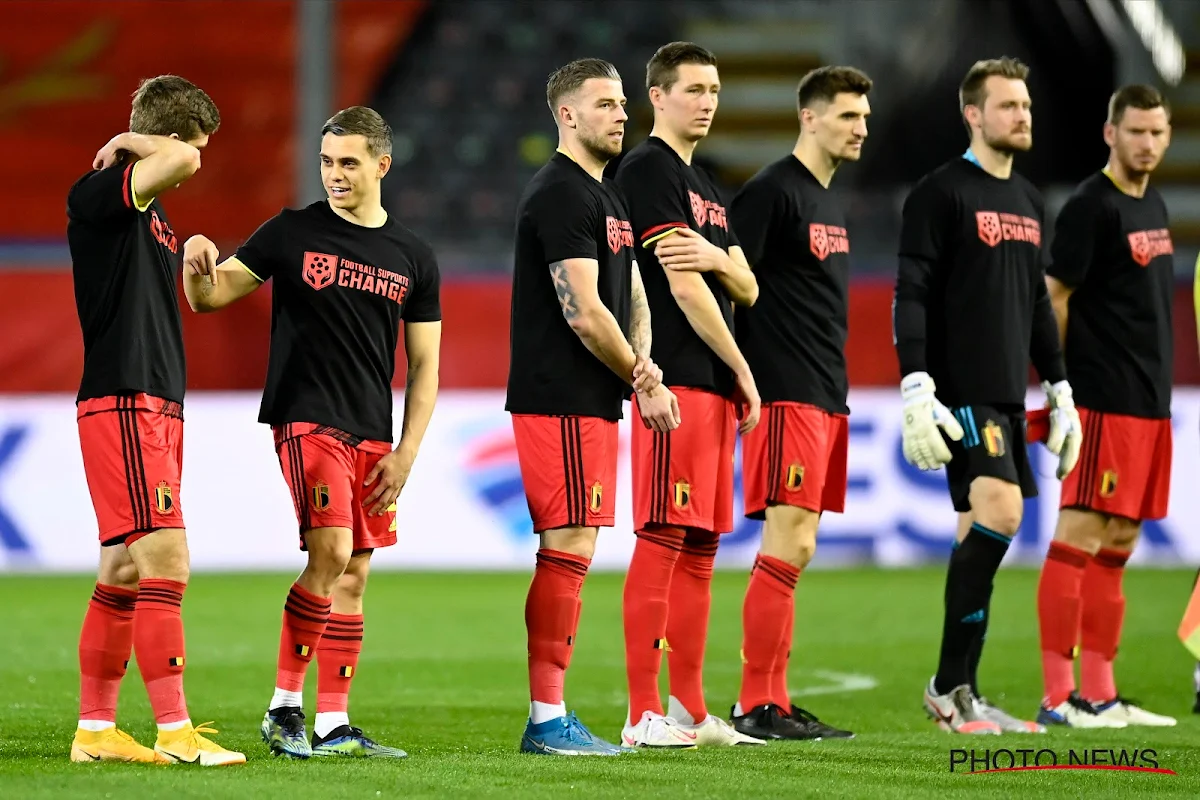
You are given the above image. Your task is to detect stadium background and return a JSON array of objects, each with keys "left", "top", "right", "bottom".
[{"left": 0, "top": 0, "right": 1197, "bottom": 575}]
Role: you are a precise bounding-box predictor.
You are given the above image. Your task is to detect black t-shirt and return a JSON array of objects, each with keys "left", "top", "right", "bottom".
[
  {"left": 1048, "top": 172, "right": 1173, "bottom": 418},
  {"left": 614, "top": 137, "right": 740, "bottom": 397},
  {"left": 893, "top": 157, "right": 1065, "bottom": 408},
  {"left": 67, "top": 162, "right": 187, "bottom": 404},
  {"left": 505, "top": 153, "right": 633, "bottom": 420},
  {"left": 235, "top": 201, "right": 442, "bottom": 443},
  {"left": 731, "top": 156, "right": 850, "bottom": 413}
]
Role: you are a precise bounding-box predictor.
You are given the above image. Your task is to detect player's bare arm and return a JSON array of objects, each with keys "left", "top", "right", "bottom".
[
  {"left": 628, "top": 261, "right": 681, "bottom": 432},
  {"left": 93, "top": 133, "right": 203, "bottom": 207},
  {"left": 363, "top": 320, "right": 441, "bottom": 517},
  {"left": 181, "top": 235, "right": 263, "bottom": 312},
  {"left": 655, "top": 228, "right": 758, "bottom": 306},
  {"left": 661, "top": 265, "right": 760, "bottom": 432},
  {"left": 1045, "top": 275, "right": 1073, "bottom": 347},
  {"left": 551, "top": 258, "right": 659, "bottom": 394}
]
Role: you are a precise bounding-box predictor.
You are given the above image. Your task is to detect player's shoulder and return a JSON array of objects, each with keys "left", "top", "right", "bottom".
[
  {"left": 617, "top": 137, "right": 680, "bottom": 177},
  {"left": 383, "top": 217, "right": 439, "bottom": 267},
  {"left": 903, "top": 159, "right": 965, "bottom": 207},
  {"left": 522, "top": 157, "right": 603, "bottom": 211}
]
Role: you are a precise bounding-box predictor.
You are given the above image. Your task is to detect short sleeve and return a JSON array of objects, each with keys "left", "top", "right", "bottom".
[
  {"left": 1046, "top": 193, "right": 1103, "bottom": 288},
  {"left": 729, "top": 175, "right": 782, "bottom": 266},
  {"left": 234, "top": 213, "right": 288, "bottom": 282},
  {"left": 66, "top": 163, "right": 140, "bottom": 223},
  {"left": 530, "top": 180, "right": 601, "bottom": 264},
  {"left": 614, "top": 152, "right": 692, "bottom": 249},
  {"left": 403, "top": 241, "right": 442, "bottom": 322},
  {"left": 898, "top": 180, "right": 951, "bottom": 263}
]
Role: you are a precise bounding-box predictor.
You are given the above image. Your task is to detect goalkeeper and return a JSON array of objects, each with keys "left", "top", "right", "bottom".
[{"left": 891, "top": 57, "right": 1081, "bottom": 736}]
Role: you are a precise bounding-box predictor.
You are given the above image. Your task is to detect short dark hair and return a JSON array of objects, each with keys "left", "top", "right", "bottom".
[
  {"left": 1108, "top": 84, "right": 1170, "bottom": 126},
  {"left": 959, "top": 56, "right": 1030, "bottom": 114},
  {"left": 797, "top": 66, "right": 873, "bottom": 111},
  {"left": 321, "top": 106, "right": 392, "bottom": 157},
  {"left": 646, "top": 41, "right": 717, "bottom": 92},
  {"left": 546, "top": 58, "right": 621, "bottom": 114},
  {"left": 129, "top": 75, "right": 220, "bottom": 140}
]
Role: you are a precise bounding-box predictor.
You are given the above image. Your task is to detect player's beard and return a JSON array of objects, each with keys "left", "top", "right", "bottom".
[
  {"left": 1117, "top": 145, "right": 1161, "bottom": 179},
  {"left": 579, "top": 128, "right": 622, "bottom": 163},
  {"left": 983, "top": 126, "right": 1032, "bottom": 154}
]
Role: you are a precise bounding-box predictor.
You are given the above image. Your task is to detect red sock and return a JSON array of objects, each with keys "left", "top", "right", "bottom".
[
  {"left": 1080, "top": 548, "right": 1128, "bottom": 703},
  {"left": 317, "top": 612, "right": 363, "bottom": 714},
  {"left": 525, "top": 549, "right": 590, "bottom": 705},
  {"left": 623, "top": 527, "right": 686, "bottom": 720},
  {"left": 771, "top": 599, "right": 795, "bottom": 713},
  {"left": 739, "top": 555, "right": 800, "bottom": 713},
  {"left": 1037, "top": 541, "right": 1089, "bottom": 706},
  {"left": 277, "top": 583, "right": 332, "bottom": 695},
  {"left": 133, "top": 578, "right": 189, "bottom": 725},
  {"left": 79, "top": 584, "right": 138, "bottom": 722},
  {"left": 666, "top": 531, "right": 719, "bottom": 721}
]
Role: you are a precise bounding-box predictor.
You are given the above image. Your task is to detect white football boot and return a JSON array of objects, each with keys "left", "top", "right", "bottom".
[{"left": 666, "top": 696, "right": 766, "bottom": 746}]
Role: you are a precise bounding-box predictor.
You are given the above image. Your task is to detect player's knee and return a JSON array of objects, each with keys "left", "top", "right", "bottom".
[
  {"left": 306, "top": 538, "right": 353, "bottom": 581},
  {"left": 969, "top": 481, "right": 1023, "bottom": 537},
  {"left": 337, "top": 566, "right": 368, "bottom": 601},
  {"left": 1105, "top": 517, "right": 1141, "bottom": 551},
  {"left": 1054, "top": 508, "right": 1106, "bottom": 553},
  {"left": 763, "top": 506, "right": 819, "bottom": 568},
  {"left": 540, "top": 526, "right": 597, "bottom": 560}
]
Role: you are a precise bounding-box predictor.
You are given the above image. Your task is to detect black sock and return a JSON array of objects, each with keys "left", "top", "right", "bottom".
[
  {"left": 934, "top": 523, "right": 1011, "bottom": 696},
  {"left": 966, "top": 595, "right": 990, "bottom": 696}
]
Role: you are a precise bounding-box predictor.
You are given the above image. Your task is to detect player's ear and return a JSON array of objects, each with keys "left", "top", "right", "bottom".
[
  {"left": 648, "top": 85, "right": 663, "bottom": 109},
  {"left": 1102, "top": 122, "right": 1117, "bottom": 149},
  {"left": 376, "top": 154, "right": 392, "bottom": 180},
  {"left": 168, "top": 132, "right": 181, "bottom": 141}
]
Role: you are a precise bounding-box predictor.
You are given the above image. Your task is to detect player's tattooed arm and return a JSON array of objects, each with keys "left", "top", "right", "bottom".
[
  {"left": 550, "top": 260, "right": 580, "bottom": 321},
  {"left": 548, "top": 258, "right": 646, "bottom": 388},
  {"left": 629, "top": 260, "right": 652, "bottom": 358}
]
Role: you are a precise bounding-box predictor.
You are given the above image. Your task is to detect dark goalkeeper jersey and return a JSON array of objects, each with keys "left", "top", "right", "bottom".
[
  {"left": 1047, "top": 171, "right": 1173, "bottom": 418},
  {"left": 731, "top": 155, "right": 851, "bottom": 414},
  {"left": 893, "top": 155, "right": 1065, "bottom": 408},
  {"left": 235, "top": 201, "right": 442, "bottom": 443},
  {"left": 67, "top": 161, "right": 187, "bottom": 404}
]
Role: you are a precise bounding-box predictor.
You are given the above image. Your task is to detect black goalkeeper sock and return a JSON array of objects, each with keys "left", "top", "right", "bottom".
[
  {"left": 934, "top": 523, "right": 1011, "bottom": 696},
  {"left": 966, "top": 595, "right": 990, "bottom": 696}
]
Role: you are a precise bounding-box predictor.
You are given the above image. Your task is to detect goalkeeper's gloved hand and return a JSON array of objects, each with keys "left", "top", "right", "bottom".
[
  {"left": 1043, "top": 380, "right": 1082, "bottom": 479},
  {"left": 900, "top": 371, "right": 965, "bottom": 470}
]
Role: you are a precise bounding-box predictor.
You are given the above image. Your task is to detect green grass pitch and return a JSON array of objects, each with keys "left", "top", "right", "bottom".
[{"left": 2, "top": 568, "right": 1198, "bottom": 798}]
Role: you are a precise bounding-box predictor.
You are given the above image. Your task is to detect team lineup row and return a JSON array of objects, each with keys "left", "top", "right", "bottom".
[{"left": 63, "top": 39, "right": 1178, "bottom": 766}]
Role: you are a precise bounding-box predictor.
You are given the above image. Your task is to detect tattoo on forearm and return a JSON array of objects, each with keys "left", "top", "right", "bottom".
[
  {"left": 629, "top": 263, "right": 651, "bottom": 356},
  {"left": 549, "top": 260, "right": 579, "bottom": 320},
  {"left": 200, "top": 276, "right": 214, "bottom": 296}
]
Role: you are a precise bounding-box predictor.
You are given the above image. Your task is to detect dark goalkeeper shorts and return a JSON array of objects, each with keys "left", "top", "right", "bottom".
[{"left": 944, "top": 405, "right": 1037, "bottom": 513}]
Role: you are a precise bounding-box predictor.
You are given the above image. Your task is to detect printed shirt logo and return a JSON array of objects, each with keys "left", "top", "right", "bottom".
[
  {"left": 606, "top": 217, "right": 633, "bottom": 254},
  {"left": 302, "top": 251, "right": 412, "bottom": 305},
  {"left": 809, "top": 223, "right": 850, "bottom": 261},
  {"left": 975, "top": 211, "right": 1041, "bottom": 248},
  {"left": 149, "top": 210, "right": 178, "bottom": 254},
  {"left": 687, "top": 190, "right": 728, "bottom": 230},
  {"left": 1127, "top": 229, "right": 1173, "bottom": 267}
]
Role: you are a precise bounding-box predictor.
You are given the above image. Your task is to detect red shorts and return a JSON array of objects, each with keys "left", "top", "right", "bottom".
[
  {"left": 741, "top": 402, "right": 849, "bottom": 519},
  {"left": 511, "top": 414, "right": 618, "bottom": 532},
  {"left": 1060, "top": 408, "right": 1171, "bottom": 521},
  {"left": 632, "top": 387, "right": 736, "bottom": 533},
  {"left": 77, "top": 394, "right": 186, "bottom": 544},
  {"left": 273, "top": 423, "right": 398, "bottom": 551}
]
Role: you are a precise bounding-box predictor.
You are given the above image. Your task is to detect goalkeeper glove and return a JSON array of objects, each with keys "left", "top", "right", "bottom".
[
  {"left": 1043, "top": 380, "right": 1082, "bottom": 479},
  {"left": 900, "top": 372, "right": 964, "bottom": 470}
]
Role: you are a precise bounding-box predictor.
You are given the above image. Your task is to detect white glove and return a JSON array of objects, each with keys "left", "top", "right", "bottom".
[
  {"left": 900, "top": 372, "right": 965, "bottom": 470},
  {"left": 1043, "top": 380, "right": 1082, "bottom": 479}
]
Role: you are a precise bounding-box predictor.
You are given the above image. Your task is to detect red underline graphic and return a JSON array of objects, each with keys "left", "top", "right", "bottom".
[{"left": 967, "top": 765, "right": 1177, "bottom": 775}]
